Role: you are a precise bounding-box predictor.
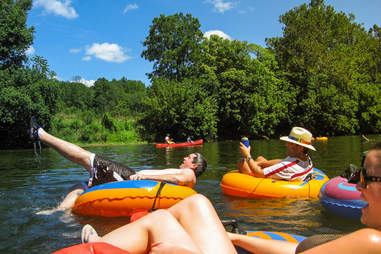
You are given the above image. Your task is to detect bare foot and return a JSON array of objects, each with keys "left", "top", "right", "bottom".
[{"left": 81, "top": 224, "right": 100, "bottom": 243}]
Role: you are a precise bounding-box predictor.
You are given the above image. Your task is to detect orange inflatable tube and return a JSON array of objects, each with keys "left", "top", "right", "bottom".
[
  {"left": 220, "top": 168, "right": 329, "bottom": 198},
  {"left": 72, "top": 180, "right": 197, "bottom": 217}
]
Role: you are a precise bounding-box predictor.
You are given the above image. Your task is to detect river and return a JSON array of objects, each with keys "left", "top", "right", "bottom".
[{"left": 0, "top": 135, "right": 379, "bottom": 253}]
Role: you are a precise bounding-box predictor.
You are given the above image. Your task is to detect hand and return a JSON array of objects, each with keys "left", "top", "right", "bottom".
[
  {"left": 129, "top": 174, "right": 146, "bottom": 180},
  {"left": 239, "top": 142, "right": 251, "bottom": 158}
]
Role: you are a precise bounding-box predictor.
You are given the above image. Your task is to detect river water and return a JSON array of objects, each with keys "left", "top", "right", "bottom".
[{"left": 0, "top": 135, "right": 379, "bottom": 253}]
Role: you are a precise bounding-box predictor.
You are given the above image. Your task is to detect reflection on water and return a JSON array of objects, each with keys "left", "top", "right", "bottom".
[{"left": 0, "top": 135, "right": 379, "bottom": 253}]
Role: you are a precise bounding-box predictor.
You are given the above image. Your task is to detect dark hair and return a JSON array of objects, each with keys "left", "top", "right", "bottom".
[
  {"left": 192, "top": 153, "right": 207, "bottom": 177},
  {"left": 370, "top": 142, "right": 381, "bottom": 151},
  {"left": 363, "top": 142, "right": 381, "bottom": 166}
]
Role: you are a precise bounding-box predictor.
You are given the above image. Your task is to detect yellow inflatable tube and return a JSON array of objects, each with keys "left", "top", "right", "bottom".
[
  {"left": 72, "top": 180, "right": 197, "bottom": 217},
  {"left": 220, "top": 168, "right": 329, "bottom": 198}
]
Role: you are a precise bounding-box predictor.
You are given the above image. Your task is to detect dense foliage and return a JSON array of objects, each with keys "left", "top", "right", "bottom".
[
  {"left": 1, "top": 0, "right": 380, "bottom": 148},
  {"left": 266, "top": 0, "right": 381, "bottom": 135}
]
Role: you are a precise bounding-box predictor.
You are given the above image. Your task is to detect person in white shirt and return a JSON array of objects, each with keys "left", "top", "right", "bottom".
[{"left": 237, "top": 127, "right": 315, "bottom": 181}]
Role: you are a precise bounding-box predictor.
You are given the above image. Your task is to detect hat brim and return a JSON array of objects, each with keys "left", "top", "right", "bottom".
[{"left": 280, "top": 136, "right": 316, "bottom": 151}]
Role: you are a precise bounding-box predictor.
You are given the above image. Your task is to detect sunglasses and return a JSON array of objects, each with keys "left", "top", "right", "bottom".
[{"left": 349, "top": 167, "right": 381, "bottom": 188}]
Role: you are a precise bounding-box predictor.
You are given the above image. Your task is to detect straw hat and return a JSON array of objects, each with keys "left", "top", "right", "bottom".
[{"left": 280, "top": 127, "right": 316, "bottom": 151}]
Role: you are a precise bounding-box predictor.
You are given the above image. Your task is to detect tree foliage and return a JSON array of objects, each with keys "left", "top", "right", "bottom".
[
  {"left": 141, "top": 12, "right": 203, "bottom": 81},
  {"left": 266, "top": 0, "right": 381, "bottom": 135},
  {"left": 138, "top": 78, "right": 218, "bottom": 141},
  {"left": 0, "top": 0, "right": 34, "bottom": 70},
  {"left": 2, "top": 1, "right": 381, "bottom": 148}
]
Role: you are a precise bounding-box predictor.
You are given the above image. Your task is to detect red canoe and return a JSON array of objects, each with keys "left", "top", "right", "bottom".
[{"left": 155, "top": 139, "right": 203, "bottom": 148}]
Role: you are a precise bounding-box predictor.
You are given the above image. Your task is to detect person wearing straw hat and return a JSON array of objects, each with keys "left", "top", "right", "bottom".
[{"left": 237, "top": 127, "right": 315, "bottom": 181}]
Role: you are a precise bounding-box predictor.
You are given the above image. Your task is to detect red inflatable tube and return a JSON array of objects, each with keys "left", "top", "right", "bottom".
[{"left": 52, "top": 242, "right": 130, "bottom": 254}]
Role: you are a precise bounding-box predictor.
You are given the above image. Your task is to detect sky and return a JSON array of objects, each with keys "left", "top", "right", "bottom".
[{"left": 26, "top": 0, "right": 381, "bottom": 87}]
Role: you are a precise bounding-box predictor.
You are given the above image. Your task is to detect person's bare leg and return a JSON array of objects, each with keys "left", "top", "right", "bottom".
[
  {"left": 237, "top": 158, "right": 252, "bottom": 174},
  {"left": 255, "top": 156, "right": 267, "bottom": 163},
  {"left": 36, "top": 185, "right": 85, "bottom": 214},
  {"left": 38, "top": 128, "right": 93, "bottom": 172},
  {"left": 91, "top": 209, "right": 203, "bottom": 254},
  {"left": 257, "top": 158, "right": 282, "bottom": 168},
  {"left": 83, "top": 195, "right": 237, "bottom": 253},
  {"left": 168, "top": 194, "right": 237, "bottom": 254}
]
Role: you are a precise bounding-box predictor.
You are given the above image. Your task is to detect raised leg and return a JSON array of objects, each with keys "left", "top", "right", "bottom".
[{"left": 38, "top": 128, "right": 94, "bottom": 173}]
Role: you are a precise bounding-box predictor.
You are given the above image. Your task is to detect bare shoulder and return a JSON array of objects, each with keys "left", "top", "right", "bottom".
[
  {"left": 337, "top": 228, "right": 381, "bottom": 253},
  {"left": 301, "top": 228, "right": 381, "bottom": 253},
  {"left": 352, "top": 228, "right": 381, "bottom": 242}
]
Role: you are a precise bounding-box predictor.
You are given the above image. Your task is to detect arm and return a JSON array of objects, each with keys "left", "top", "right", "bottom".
[
  {"left": 130, "top": 169, "right": 196, "bottom": 187},
  {"left": 228, "top": 232, "right": 297, "bottom": 254},
  {"left": 239, "top": 143, "right": 265, "bottom": 177}
]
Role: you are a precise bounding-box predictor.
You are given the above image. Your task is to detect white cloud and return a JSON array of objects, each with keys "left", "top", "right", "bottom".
[
  {"left": 85, "top": 43, "right": 131, "bottom": 63},
  {"left": 26, "top": 46, "right": 35, "bottom": 55},
  {"left": 82, "top": 56, "right": 91, "bottom": 61},
  {"left": 53, "top": 75, "right": 63, "bottom": 81},
  {"left": 207, "top": 0, "right": 235, "bottom": 13},
  {"left": 74, "top": 77, "right": 95, "bottom": 87},
  {"left": 204, "top": 30, "right": 231, "bottom": 40},
  {"left": 123, "top": 3, "right": 138, "bottom": 14},
  {"left": 34, "top": 0, "right": 78, "bottom": 19},
  {"left": 69, "top": 48, "right": 81, "bottom": 53}
]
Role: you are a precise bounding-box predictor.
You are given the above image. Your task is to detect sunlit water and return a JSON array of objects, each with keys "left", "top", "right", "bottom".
[{"left": 1, "top": 135, "right": 380, "bottom": 253}]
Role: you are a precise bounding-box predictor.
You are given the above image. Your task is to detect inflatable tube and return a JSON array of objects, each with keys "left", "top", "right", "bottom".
[
  {"left": 236, "top": 231, "right": 306, "bottom": 254},
  {"left": 313, "top": 137, "right": 328, "bottom": 141},
  {"left": 220, "top": 168, "right": 329, "bottom": 198},
  {"left": 155, "top": 139, "right": 203, "bottom": 148},
  {"left": 52, "top": 242, "right": 130, "bottom": 254},
  {"left": 319, "top": 176, "right": 367, "bottom": 220},
  {"left": 72, "top": 180, "right": 197, "bottom": 217},
  {"left": 53, "top": 232, "right": 304, "bottom": 254}
]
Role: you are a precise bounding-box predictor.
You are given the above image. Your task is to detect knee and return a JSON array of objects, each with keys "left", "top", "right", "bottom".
[
  {"left": 256, "top": 156, "right": 266, "bottom": 161},
  {"left": 184, "top": 194, "right": 212, "bottom": 210},
  {"left": 144, "top": 209, "right": 174, "bottom": 224}
]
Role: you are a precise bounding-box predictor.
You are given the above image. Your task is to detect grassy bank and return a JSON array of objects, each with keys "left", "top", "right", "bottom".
[{"left": 49, "top": 111, "right": 144, "bottom": 145}]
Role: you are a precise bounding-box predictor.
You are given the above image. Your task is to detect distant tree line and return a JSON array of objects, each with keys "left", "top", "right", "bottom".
[{"left": 1, "top": 0, "right": 380, "bottom": 148}]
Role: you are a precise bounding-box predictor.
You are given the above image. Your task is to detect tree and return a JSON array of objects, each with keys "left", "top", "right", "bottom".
[
  {"left": 0, "top": 0, "right": 59, "bottom": 148},
  {"left": 138, "top": 78, "right": 218, "bottom": 141},
  {"left": 266, "top": 0, "right": 381, "bottom": 134},
  {"left": 198, "top": 36, "right": 293, "bottom": 138},
  {"left": 141, "top": 13, "right": 203, "bottom": 81},
  {"left": 0, "top": 0, "right": 34, "bottom": 70}
]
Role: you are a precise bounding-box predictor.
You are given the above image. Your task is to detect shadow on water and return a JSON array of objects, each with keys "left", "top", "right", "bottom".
[{"left": 0, "top": 135, "right": 379, "bottom": 253}]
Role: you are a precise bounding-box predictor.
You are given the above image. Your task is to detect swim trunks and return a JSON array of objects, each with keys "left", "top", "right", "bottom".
[
  {"left": 88, "top": 154, "right": 136, "bottom": 187},
  {"left": 295, "top": 233, "right": 343, "bottom": 253}
]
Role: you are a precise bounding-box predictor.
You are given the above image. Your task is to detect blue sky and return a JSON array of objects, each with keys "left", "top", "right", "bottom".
[{"left": 26, "top": 0, "right": 381, "bottom": 87}]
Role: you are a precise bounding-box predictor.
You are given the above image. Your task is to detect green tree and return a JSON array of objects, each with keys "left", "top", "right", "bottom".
[
  {"left": 141, "top": 13, "right": 203, "bottom": 81},
  {"left": 266, "top": 0, "right": 381, "bottom": 134},
  {"left": 138, "top": 78, "right": 218, "bottom": 141},
  {"left": 91, "top": 78, "right": 122, "bottom": 113},
  {"left": 199, "top": 36, "right": 293, "bottom": 138},
  {"left": 0, "top": 0, "right": 34, "bottom": 70}
]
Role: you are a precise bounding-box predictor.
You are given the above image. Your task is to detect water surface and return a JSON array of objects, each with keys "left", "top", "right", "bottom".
[{"left": 0, "top": 135, "right": 379, "bottom": 253}]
